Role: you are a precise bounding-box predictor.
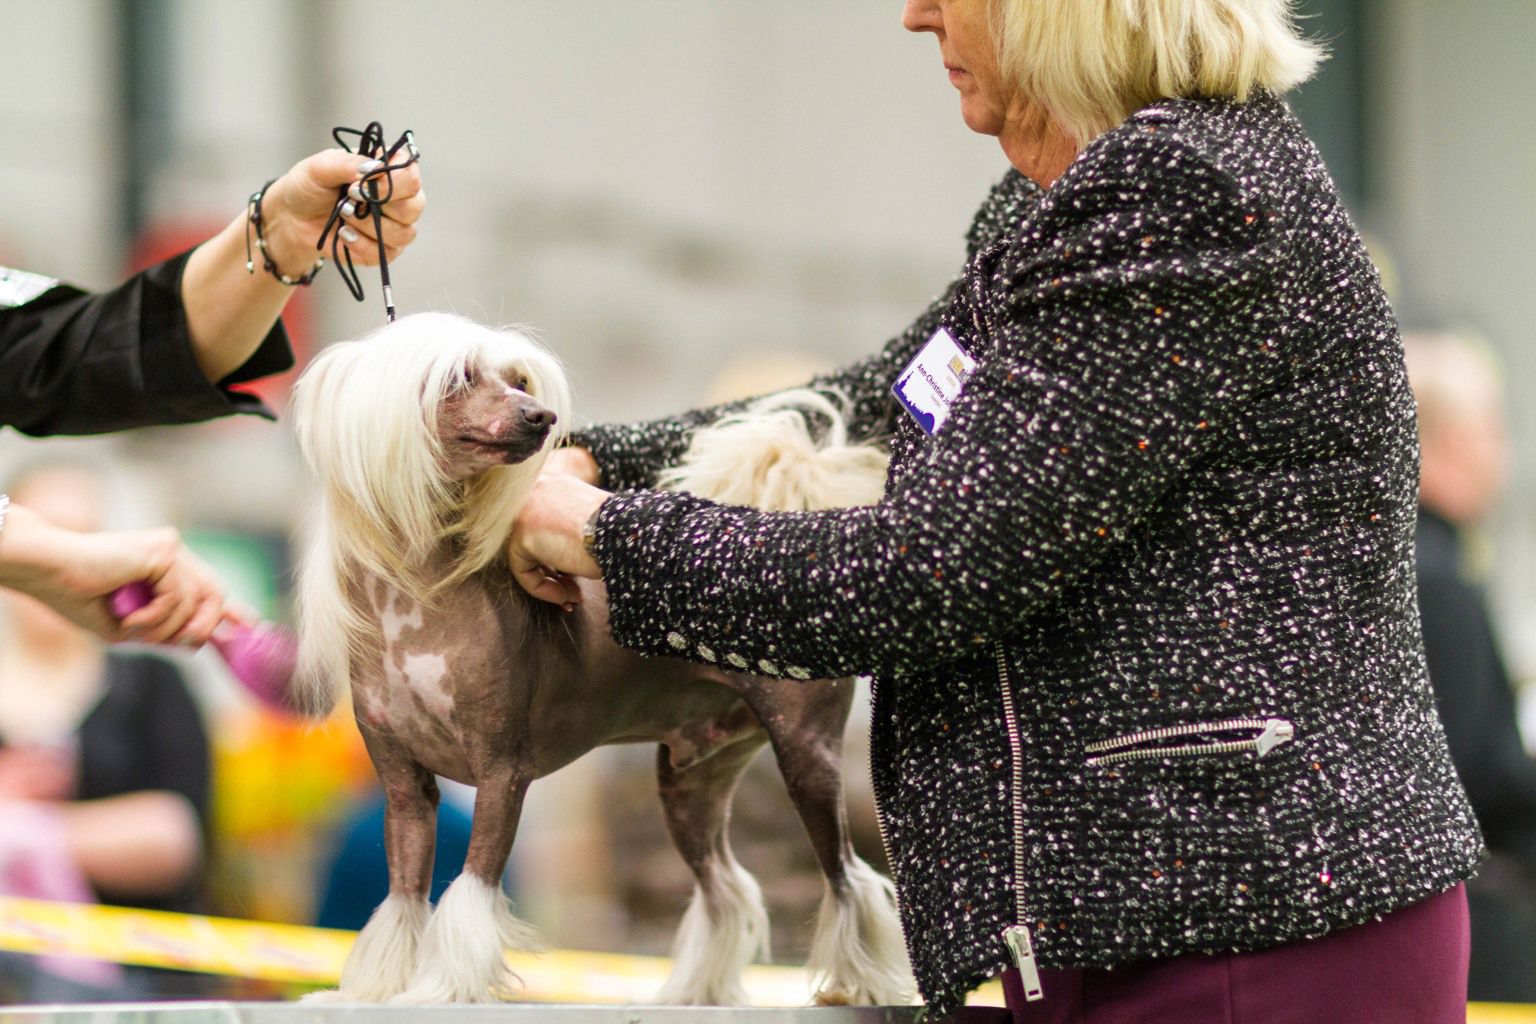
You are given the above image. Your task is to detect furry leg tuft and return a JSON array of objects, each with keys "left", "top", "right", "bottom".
[
  {"left": 654, "top": 857, "right": 771, "bottom": 1006},
  {"left": 302, "top": 894, "right": 431, "bottom": 1003},
  {"left": 388, "top": 874, "right": 543, "bottom": 1004},
  {"left": 807, "top": 858, "right": 916, "bottom": 1006}
]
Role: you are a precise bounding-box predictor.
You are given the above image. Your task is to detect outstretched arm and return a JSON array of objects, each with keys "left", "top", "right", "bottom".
[
  {"left": 181, "top": 148, "right": 425, "bottom": 382},
  {"left": 0, "top": 147, "right": 424, "bottom": 436},
  {"left": 0, "top": 501, "right": 226, "bottom": 646}
]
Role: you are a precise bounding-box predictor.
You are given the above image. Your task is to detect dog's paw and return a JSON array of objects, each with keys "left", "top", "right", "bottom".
[
  {"left": 299, "top": 989, "right": 361, "bottom": 1005},
  {"left": 386, "top": 984, "right": 486, "bottom": 1005},
  {"left": 812, "top": 988, "right": 855, "bottom": 1007}
]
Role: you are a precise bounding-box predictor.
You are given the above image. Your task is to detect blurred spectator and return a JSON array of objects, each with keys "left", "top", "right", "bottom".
[
  {"left": 0, "top": 463, "right": 212, "bottom": 1001},
  {"left": 1406, "top": 330, "right": 1536, "bottom": 1003}
]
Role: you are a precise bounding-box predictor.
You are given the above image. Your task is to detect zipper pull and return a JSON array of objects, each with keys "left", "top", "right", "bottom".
[
  {"left": 1255, "top": 718, "right": 1295, "bottom": 758},
  {"left": 1003, "top": 924, "right": 1044, "bottom": 1002}
]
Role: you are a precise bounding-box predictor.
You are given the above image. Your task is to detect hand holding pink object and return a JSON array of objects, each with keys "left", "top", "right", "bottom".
[{"left": 110, "top": 582, "right": 299, "bottom": 714}]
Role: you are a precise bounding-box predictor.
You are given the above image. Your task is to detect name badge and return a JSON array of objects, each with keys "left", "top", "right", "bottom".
[
  {"left": 892, "top": 327, "right": 976, "bottom": 435},
  {"left": 0, "top": 266, "right": 59, "bottom": 309}
]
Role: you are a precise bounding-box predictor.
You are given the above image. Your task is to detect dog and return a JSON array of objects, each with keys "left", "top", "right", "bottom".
[{"left": 289, "top": 312, "right": 911, "bottom": 1006}]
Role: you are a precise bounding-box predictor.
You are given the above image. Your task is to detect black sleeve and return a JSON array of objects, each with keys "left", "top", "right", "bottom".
[
  {"left": 569, "top": 289, "right": 951, "bottom": 491},
  {"left": 0, "top": 250, "right": 292, "bottom": 436},
  {"left": 1418, "top": 571, "right": 1536, "bottom": 836},
  {"left": 77, "top": 652, "right": 212, "bottom": 832}
]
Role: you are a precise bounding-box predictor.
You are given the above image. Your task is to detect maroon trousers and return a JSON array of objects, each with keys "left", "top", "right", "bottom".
[{"left": 951, "top": 883, "right": 1469, "bottom": 1024}]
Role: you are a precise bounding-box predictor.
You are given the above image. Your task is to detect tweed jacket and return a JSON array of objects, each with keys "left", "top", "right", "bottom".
[{"left": 575, "top": 92, "right": 1482, "bottom": 1015}]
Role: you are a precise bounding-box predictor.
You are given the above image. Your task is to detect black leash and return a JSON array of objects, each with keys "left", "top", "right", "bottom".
[{"left": 316, "top": 121, "right": 420, "bottom": 322}]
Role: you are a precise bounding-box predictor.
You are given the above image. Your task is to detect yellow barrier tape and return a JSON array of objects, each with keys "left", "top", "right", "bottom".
[
  {"left": 0, "top": 897, "right": 350, "bottom": 984},
  {"left": 2, "top": 897, "right": 1534, "bottom": 1020},
  {"left": 0, "top": 897, "right": 813, "bottom": 1004}
]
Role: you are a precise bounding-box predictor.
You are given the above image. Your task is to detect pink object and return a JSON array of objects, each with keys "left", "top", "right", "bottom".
[
  {"left": 109, "top": 581, "right": 300, "bottom": 714},
  {"left": 0, "top": 802, "right": 125, "bottom": 988}
]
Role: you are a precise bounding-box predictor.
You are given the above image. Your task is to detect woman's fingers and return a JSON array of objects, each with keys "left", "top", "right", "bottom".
[
  {"left": 336, "top": 212, "right": 418, "bottom": 264},
  {"left": 114, "top": 537, "right": 225, "bottom": 647},
  {"left": 510, "top": 556, "right": 584, "bottom": 607}
]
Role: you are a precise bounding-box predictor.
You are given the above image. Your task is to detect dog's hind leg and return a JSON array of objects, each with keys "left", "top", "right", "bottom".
[
  {"left": 751, "top": 678, "right": 915, "bottom": 1006},
  {"left": 305, "top": 754, "right": 438, "bottom": 1003},
  {"left": 389, "top": 764, "right": 541, "bottom": 1004},
  {"left": 654, "top": 733, "right": 772, "bottom": 1006}
]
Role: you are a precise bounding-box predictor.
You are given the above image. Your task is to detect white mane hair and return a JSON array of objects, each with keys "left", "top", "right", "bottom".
[
  {"left": 289, "top": 311, "right": 571, "bottom": 714},
  {"left": 658, "top": 389, "right": 889, "bottom": 512}
]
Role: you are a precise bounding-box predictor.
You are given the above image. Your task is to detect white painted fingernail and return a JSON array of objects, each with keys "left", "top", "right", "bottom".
[
  {"left": 340, "top": 226, "right": 361, "bottom": 244},
  {"left": 357, "top": 159, "right": 383, "bottom": 176},
  {"left": 347, "top": 182, "right": 366, "bottom": 202},
  {"left": 341, "top": 200, "right": 357, "bottom": 219}
]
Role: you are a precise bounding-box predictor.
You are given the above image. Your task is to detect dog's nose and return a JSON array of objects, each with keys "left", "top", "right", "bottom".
[{"left": 523, "top": 408, "right": 556, "bottom": 429}]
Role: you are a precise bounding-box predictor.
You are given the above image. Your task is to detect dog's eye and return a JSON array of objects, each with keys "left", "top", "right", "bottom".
[
  {"left": 459, "top": 367, "right": 478, "bottom": 390},
  {"left": 511, "top": 375, "right": 529, "bottom": 393}
]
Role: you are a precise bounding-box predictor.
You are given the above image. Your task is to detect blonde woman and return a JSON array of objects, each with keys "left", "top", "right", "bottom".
[{"left": 510, "top": 1, "right": 1480, "bottom": 1019}]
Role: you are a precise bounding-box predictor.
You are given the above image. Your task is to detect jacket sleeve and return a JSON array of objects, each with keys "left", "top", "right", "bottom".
[
  {"left": 590, "top": 132, "right": 1292, "bottom": 681},
  {"left": 570, "top": 171, "right": 1043, "bottom": 491},
  {"left": 569, "top": 288, "right": 953, "bottom": 491},
  {"left": 0, "top": 250, "right": 293, "bottom": 436}
]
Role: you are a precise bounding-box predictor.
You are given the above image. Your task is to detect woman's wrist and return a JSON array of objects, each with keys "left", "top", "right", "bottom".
[
  {"left": 580, "top": 502, "right": 603, "bottom": 563},
  {"left": 247, "top": 175, "right": 325, "bottom": 285},
  {"left": 547, "top": 445, "right": 601, "bottom": 486},
  {"left": 0, "top": 503, "right": 56, "bottom": 589}
]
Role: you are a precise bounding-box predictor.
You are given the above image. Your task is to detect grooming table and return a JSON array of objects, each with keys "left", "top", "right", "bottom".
[{"left": 0, "top": 1005, "right": 923, "bottom": 1023}]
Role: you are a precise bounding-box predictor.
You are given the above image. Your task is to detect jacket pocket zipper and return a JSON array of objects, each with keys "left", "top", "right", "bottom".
[
  {"left": 994, "top": 644, "right": 1043, "bottom": 1002},
  {"left": 1084, "top": 717, "right": 1294, "bottom": 767}
]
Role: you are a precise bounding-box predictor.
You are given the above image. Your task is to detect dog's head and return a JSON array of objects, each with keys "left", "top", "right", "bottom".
[
  {"left": 290, "top": 312, "right": 572, "bottom": 586},
  {"left": 437, "top": 358, "right": 558, "bottom": 481}
]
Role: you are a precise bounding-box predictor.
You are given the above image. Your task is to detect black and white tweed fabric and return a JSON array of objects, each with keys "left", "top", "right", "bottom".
[{"left": 573, "top": 92, "right": 1482, "bottom": 1015}]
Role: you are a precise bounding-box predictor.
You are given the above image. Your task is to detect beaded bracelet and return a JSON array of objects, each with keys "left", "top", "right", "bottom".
[{"left": 244, "top": 178, "right": 326, "bottom": 286}]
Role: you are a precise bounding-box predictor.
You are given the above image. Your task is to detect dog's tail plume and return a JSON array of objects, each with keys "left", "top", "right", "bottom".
[
  {"left": 656, "top": 389, "right": 888, "bottom": 513},
  {"left": 291, "top": 513, "right": 359, "bottom": 718}
]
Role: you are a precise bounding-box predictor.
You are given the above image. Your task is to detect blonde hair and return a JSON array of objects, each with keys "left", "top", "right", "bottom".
[
  {"left": 288, "top": 312, "right": 571, "bottom": 712},
  {"left": 995, "top": 0, "right": 1326, "bottom": 144}
]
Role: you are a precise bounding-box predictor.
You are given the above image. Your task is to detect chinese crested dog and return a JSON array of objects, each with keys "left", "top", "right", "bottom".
[{"left": 289, "top": 312, "right": 910, "bottom": 1006}]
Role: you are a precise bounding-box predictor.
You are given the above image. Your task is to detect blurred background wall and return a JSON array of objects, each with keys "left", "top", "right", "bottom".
[{"left": 0, "top": 0, "right": 1533, "bottom": 942}]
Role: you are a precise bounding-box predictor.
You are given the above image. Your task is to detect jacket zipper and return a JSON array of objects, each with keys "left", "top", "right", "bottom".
[
  {"left": 994, "top": 644, "right": 1043, "bottom": 1002},
  {"left": 1084, "top": 717, "right": 1294, "bottom": 767},
  {"left": 867, "top": 679, "right": 914, "bottom": 962}
]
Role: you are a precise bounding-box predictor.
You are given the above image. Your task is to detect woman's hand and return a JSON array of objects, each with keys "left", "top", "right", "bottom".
[
  {"left": 0, "top": 503, "right": 226, "bottom": 646},
  {"left": 181, "top": 146, "right": 427, "bottom": 383},
  {"left": 507, "top": 472, "right": 610, "bottom": 606},
  {"left": 542, "top": 445, "right": 601, "bottom": 485},
  {"left": 261, "top": 148, "right": 426, "bottom": 271}
]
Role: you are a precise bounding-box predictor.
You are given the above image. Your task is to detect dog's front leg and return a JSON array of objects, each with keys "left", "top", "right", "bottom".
[
  {"left": 305, "top": 746, "right": 439, "bottom": 1003},
  {"left": 391, "top": 762, "right": 542, "bottom": 1004}
]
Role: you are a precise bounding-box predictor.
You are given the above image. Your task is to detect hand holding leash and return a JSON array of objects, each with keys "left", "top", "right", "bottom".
[{"left": 315, "top": 122, "right": 423, "bottom": 321}]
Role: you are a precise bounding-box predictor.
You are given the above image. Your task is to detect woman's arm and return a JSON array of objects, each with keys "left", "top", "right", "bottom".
[
  {"left": 569, "top": 172, "right": 1042, "bottom": 491},
  {"left": 0, "top": 149, "right": 423, "bottom": 436},
  {"left": 0, "top": 502, "right": 224, "bottom": 646},
  {"left": 569, "top": 304, "right": 944, "bottom": 491},
  {"left": 532, "top": 134, "right": 1291, "bottom": 681},
  {"left": 60, "top": 790, "right": 202, "bottom": 898},
  {"left": 181, "top": 148, "right": 424, "bottom": 382}
]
